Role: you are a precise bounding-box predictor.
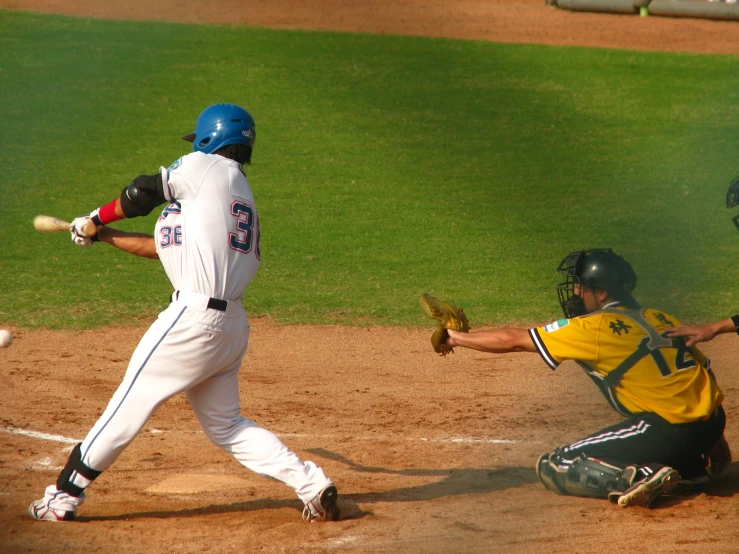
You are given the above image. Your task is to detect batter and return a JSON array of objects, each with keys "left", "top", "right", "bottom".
[{"left": 29, "top": 103, "right": 340, "bottom": 523}]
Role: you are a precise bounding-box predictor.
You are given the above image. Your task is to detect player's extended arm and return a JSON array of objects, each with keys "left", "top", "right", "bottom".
[
  {"left": 446, "top": 328, "right": 536, "bottom": 353},
  {"left": 666, "top": 317, "right": 738, "bottom": 347},
  {"left": 70, "top": 173, "right": 167, "bottom": 246},
  {"left": 97, "top": 226, "right": 158, "bottom": 259}
]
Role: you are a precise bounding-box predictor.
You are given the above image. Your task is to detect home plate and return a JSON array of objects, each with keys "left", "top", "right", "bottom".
[{"left": 146, "top": 474, "right": 251, "bottom": 494}]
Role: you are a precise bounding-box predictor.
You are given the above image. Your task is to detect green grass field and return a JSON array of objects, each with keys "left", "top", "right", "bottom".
[{"left": 1, "top": 10, "right": 738, "bottom": 329}]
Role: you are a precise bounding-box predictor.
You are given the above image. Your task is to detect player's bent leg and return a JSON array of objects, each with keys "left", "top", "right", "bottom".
[
  {"left": 205, "top": 418, "right": 337, "bottom": 507},
  {"left": 537, "top": 449, "right": 680, "bottom": 508},
  {"left": 187, "top": 367, "right": 339, "bottom": 521},
  {"left": 210, "top": 419, "right": 340, "bottom": 521},
  {"left": 536, "top": 450, "right": 633, "bottom": 499}
]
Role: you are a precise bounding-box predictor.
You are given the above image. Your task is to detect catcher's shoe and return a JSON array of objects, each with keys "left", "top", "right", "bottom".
[
  {"left": 28, "top": 486, "right": 84, "bottom": 522},
  {"left": 302, "top": 485, "right": 340, "bottom": 522},
  {"left": 613, "top": 467, "right": 680, "bottom": 508}
]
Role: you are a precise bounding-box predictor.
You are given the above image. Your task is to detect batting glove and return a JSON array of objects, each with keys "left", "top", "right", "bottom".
[
  {"left": 70, "top": 210, "right": 101, "bottom": 247},
  {"left": 70, "top": 228, "right": 94, "bottom": 247}
]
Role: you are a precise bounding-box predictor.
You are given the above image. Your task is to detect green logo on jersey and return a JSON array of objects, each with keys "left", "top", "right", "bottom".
[{"left": 543, "top": 319, "right": 569, "bottom": 333}]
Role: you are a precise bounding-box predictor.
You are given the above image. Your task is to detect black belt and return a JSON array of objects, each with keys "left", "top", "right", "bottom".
[
  {"left": 171, "top": 291, "right": 228, "bottom": 312},
  {"left": 206, "top": 298, "right": 227, "bottom": 312}
]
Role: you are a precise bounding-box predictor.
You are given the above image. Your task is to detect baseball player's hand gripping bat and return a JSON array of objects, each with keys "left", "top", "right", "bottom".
[{"left": 33, "top": 215, "right": 98, "bottom": 236}]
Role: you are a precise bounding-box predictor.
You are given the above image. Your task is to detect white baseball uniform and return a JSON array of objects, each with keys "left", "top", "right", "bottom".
[{"left": 65, "top": 152, "right": 333, "bottom": 505}]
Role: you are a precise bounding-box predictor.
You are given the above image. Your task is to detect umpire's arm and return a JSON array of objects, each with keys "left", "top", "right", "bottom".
[{"left": 447, "top": 328, "right": 536, "bottom": 353}]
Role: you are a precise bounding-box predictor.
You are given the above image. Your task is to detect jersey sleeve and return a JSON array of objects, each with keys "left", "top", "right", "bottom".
[
  {"left": 529, "top": 316, "right": 601, "bottom": 370},
  {"left": 160, "top": 165, "right": 173, "bottom": 202},
  {"left": 162, "top": 153, "right": 205, "bottom": 204}
]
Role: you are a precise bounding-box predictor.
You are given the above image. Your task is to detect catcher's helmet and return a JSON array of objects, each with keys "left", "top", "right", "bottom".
[
  {"left": 182, "top": 104, "right": 256, "bottom": 161},
  {"left": 556, "top": 248, "right": 637, "bottom": 318},
  {"left": 727, "top": 176, "right": 739, "bottom": 231}
]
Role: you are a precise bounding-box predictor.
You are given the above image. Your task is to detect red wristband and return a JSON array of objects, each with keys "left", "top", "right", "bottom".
[{"left": 96, "top": 199, "right": 123, "bottom": 225}]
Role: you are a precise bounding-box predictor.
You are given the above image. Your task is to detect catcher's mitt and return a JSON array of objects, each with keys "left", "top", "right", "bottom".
[{"left": 419, "top": 293, "right": 470, "bottom": 356}]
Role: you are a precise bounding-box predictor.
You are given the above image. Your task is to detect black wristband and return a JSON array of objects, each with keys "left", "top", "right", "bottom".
[{"left": 731, "top": 315, "right": 739, "bottom": 334}]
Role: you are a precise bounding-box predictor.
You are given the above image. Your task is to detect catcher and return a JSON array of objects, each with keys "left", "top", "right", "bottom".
[{"left": 421, "top": 248, "right": 729, "bottom": 507}]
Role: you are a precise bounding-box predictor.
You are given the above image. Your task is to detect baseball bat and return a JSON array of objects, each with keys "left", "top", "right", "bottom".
[{"left": 33, "top": 215, "right": 98, "bottom": 236}]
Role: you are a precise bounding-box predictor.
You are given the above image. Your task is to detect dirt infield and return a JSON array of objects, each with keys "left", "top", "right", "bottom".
[
  {"left": 1, "top": 0, "right": 738, "bottom": 54},
  {"left": 1, "top": 2, "right": 738, "bottom": 553},
  {"left": 2, "top": 323, "right": 738, "bottom": 553}
]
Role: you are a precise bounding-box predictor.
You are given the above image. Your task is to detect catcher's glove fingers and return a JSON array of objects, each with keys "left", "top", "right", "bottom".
[
  {"left": 420, "top": 293, "right": 470, "bottom": 356},
  {"left": 420, "top": 294, "right": 470, "bottom": 331}
]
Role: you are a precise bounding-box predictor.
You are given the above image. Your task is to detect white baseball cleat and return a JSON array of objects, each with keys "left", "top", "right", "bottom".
[
  {"left": 302, "top": 485, "right": 340, "bottom": 522},
  {"left": 28, "top": 486, "right": 84, "bottom": 522},
  {"left": 616, "top": 467, "right": 680, "bottom": 508}
]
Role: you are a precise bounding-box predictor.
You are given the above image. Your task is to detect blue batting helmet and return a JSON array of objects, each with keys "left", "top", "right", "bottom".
[{"left": 182, "top": 104, "right": 256, "bottom": 156}]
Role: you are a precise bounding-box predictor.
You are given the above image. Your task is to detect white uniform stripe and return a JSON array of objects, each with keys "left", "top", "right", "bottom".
[
  {"left": 529, "top": 328, "right": 558, "bottom": 370},
  {"left": 570, "top": 420, "right": 648, "bottom": 445},
  {"left": 568, "top": 420, "right": 650, "bottom": 450},
  {"left": 160, "top": 166, "right": 172, "bottom": 201}
]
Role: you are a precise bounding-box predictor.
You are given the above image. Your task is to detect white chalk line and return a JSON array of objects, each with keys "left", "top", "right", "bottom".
[
  {"left": 278, "top": 433, "right": 528, "bottom": 444},
  {"left": 31, "top": 457, "right": 64, "bottom": 471},
  {"left": 2, "top": 426, "right": 534, "bottom": 447},
  {"left": 2, "top": 426, "right": 81, "bottom": 444}
]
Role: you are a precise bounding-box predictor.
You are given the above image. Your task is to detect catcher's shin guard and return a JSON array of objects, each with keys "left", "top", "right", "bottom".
[
  {"left": 56, "top": 443, "right": 102, "bottom": 497},
  {"left": 536, "top": 451, "right": 634, "bottom": 499}
]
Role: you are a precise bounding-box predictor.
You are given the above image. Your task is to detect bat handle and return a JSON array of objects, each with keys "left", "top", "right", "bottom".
[{"left": 82, "top": 219, "right": 99, "bottom": 236}]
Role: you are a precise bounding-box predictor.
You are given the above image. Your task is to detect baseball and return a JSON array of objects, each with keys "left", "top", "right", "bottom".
[{"left": 0, "top": 329, "right": 13, "bottom": 348}]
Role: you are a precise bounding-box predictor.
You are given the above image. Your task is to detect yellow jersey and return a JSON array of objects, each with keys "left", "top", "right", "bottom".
[{"left": 529, "top": 303, "right": 723, "bottom": 424}]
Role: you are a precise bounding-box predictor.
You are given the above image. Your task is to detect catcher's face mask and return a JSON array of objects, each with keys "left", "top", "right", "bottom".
[
  {"left": 727, "top": 176, "right": 739, "bottom": 231},
  {"left": 556, "top": 250, "right": 588, "bottom": 318}
]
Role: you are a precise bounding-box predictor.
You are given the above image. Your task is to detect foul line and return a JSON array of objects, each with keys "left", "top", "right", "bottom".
[
  {"left": 277, "top": 433, "right": 527, "bottom": 444},
  {"left": 2, "top": 426, "right": 81, "bottom": 444},
  {"left": 2, "top": 426, "right": 533, "bottom": 446}
]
